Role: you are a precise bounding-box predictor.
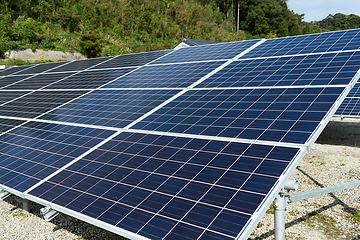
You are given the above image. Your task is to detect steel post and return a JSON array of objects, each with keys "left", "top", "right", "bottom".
[
  {"left": 22, "top": 199, "right": 30, "bottom": 213},
  {"left": 273, "top": 193, "right": 288, "bottom": 240}
]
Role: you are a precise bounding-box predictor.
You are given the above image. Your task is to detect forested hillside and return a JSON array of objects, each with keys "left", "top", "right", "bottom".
[{"left": 1, "top": 0, "right": 360, "bottom": 59}]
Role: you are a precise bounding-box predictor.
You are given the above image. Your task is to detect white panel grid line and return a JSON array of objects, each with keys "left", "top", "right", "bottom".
[
  {"left": 0, "top": 115, "right": 306, "bottom": 149},
  {"left": 0, "top": 84, "right": 351, "bottom": 93},
  {"left": 233, "top": 39, "right": 266, "bottom": 60}
]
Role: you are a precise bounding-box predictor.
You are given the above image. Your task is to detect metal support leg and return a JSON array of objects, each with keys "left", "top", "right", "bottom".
[
  {"left": 273, "top": 193, "right": 288, "bottom": 240},
  {"left": 22, "top": 199, "right": 30, "bottom": 213}
]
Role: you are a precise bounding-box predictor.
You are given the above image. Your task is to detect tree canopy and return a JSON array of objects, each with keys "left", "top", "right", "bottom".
[{"left": 1, "top": 0, "right": 360, "bottom": 58}]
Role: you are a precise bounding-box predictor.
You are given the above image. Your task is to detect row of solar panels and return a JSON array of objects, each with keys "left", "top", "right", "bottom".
[{"left": 0, "top": 29, "right": 359, "bottom": 240}]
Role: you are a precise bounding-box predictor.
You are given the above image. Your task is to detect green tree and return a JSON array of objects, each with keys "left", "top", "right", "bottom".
[
  {"left": 78, "top": 34, "right": 102, "bottom": 58},
  {"left": 303, "top": 24, "right": 314, "bottom": 34},
  {"left": 277, "top": 20, "right": 288, "bottom": 36},
  {"left": 254, "top": 7, "right": 268, "bottom": 35}
]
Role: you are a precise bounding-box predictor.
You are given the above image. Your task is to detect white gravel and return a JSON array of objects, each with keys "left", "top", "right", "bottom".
[{"left": 0, "top": 117, "right": 359, "bottom": 239}]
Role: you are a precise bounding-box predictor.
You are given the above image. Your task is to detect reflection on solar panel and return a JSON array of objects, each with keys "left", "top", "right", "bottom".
[
  {"left": 0, "top": 118, "right": 25, "bottom": 134},
  {"left": 3, "top": 73, "right": 74, "bottom": 90},
  {"left": 44, "top": 68, "right": 135, "bottom": 89},
  {"left": 0, "top": 31, "right": 360, "bottom": 240},
  {"left": 0, "top": 90, "right": 88, "bottom": 118},
  {"left": 40, "top": 89, "right": 181, "bottom": 128},
  {"left": 102, "top": 61, "right": 225, "bottom": 88},
  {"left": 0, "top": 91, "right": 31, "bottom": 105},
  {"left": 0, "top": 65, "right": 34, "bottom": 76},
  {"left": 47, "top": 57, "right": 112, "bottom": 73},
  {"left": 90, "top": 50, "right": 172, "bottom": 69},
  {"left": 0, "top": 121, "right": 116, "bottom": 192},
  {"left": 15, "top": 61, "right": 70, "bottom": 75},
  {"left": 151, "top": 39, "right": 261, "bottom": 64},
  {"left": 0, "top": 75, "right": 33, "bottom": 88}
]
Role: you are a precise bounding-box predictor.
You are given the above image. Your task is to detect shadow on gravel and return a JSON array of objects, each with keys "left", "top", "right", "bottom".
[
  {"left": 316, "top": 118, "right": 360, "bottom": 147},
  {"left": 251, "top": 166, "right": 359, "bottom": 240},
  {"left": 2, "top": 195, "right": 127, "bottom": 240}
]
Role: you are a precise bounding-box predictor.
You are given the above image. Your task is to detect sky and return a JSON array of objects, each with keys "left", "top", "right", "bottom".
[{"left": 287, "top": 0, "right": 360, "bottom": 22}]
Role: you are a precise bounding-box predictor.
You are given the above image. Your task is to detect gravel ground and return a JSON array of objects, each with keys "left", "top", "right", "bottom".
[{"left": 0, "top": 117, "right": 359, "bottom": 240}]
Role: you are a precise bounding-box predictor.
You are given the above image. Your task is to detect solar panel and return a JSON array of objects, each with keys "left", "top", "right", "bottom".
[
  {"left": 89, "top": 50, "right": 173, "bottom": 70},
  {"left": 28, "top": 131, "right": 299, "bottom": 240},
  {"left": 0, "top": 31, "right": 359, "bottom": 240},
  {"left": 44, "top": 68, "right": 136, "bottom": 89},
  {"left": 150, "top": 39, "right": 261, "bottom": 64},
  {"left": 198, "top": 51, "right": 360, "bottom": 88},
  {"left": 241, "top": 29, "right": 360, "bottom": 59}
]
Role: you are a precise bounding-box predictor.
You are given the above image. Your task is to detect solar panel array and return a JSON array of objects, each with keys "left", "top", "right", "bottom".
[{"left": 0, "top": 30, "right": 360, "bottom": 240}]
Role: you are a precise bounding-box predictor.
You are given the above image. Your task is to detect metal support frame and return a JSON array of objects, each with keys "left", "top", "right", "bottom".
[
  {"left": 0, "top": 189, "right": 10, "bottom": 200},
  {"left": 22, "top": 199, "right": 30, "bottom": 213},
  {"left": 40, "top": 206, "right": 59, "bottom": 221},
  {"left": 273, "top": 180, "right": 360, "bottom": 240}
]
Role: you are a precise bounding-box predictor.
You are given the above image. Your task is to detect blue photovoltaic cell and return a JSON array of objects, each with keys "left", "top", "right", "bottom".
[
  {"left": 0, "top": 75, "right": 34, "bottom": 88},
  {"left": 101, "top": 61, "right": 225, "bottom": 88},
  {"left": 241, "top": 29, "right": 360, "bottom": 59},
  {"left": 47, "top": 57, "right": 113, "bottom": 73},
  {"left": 0, "top": 65, "right": 34, "bottom": 76},
  {"left": 40, "top": 89, "right": 180, "bottom": 128},
  {"left": 44, "top": 68, "right": 135, "bottom": 89},
  {"left": 28, "top": 131, "right": 300, "bottom": 240},
  {"left": 150, "top": 39, "right": 260, "bottom": 64},
  {"left": 0, "top": 90, "right": 88, "bottom": 118},
  {"left": 335, "top": 98, "right": 360, "bottom": 116},
  {"left": 0, "top": 118, "right": 25, "bottom": 134},
  {"left": 198, "top": 51, "right": 360, "bottom": 88},
  {"left": 3, "top": 72, "right": 74, "bottom": 90},
  {"left": 90, "top": 50, "right": 172, "bottom": 70},
  {"left": 0, "top": 91, "right": 31, "bottom": 105},
  {"left": 132, "top": 87, "right": 345, "bottom": 144},
  {"left": 0, "top": 121, "right": 115, "bottom": 192},
  {"left": 15, "top": 61, "right": 69, "bottom": 75}
]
